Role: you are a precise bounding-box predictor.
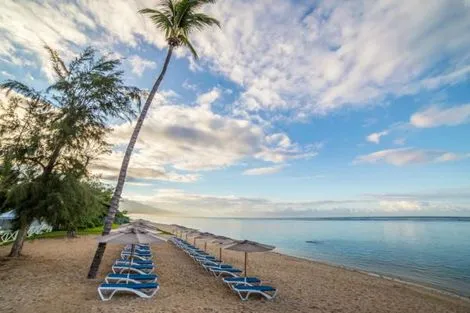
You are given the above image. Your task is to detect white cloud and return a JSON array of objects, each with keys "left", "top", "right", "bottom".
[
  {"left": 182, "top": 80, "right": 198, "bottom": 91},
  {"left": 410, "top": 104, "right": 470, "bottom": 128},
  {"left": 0, "top": 0, "right": 164, "bottom": 79},
  {"left": 124, "top": 188, "right": 470, "bottom": 217},
  {"left": 354, "top": 148, "right": 469, "bottom": 166},
  {"left": 196, "top": 87, "right": 221, "bottom": 109},
  {"left": 90, "top": 152, "right": 200, "bottom": 183},
  {"left": 243, "top": 165, "right": 284, "bottom": 176},
  {"left": 159, "top": 89, "right": 179, "bottom": 99},
  {"left": 192, "top": 0, "right": 470, "bottom": 118},
  {"left": 1, "top": 71, "right": 14, "bottom": 79},
  {"left": 366, "top": 130, "right": 389, "bottom": 144},
  {"left": 378, "top": 200, "right": 423, "bottom": 212},
  {"left": 104, "top": 95, "right": 319, "bottom": 174},
  {"left": 2, "top": 1, "right": 469, "bottom": 119},
  {"left": 393, "top": 138, "right": 406, "bottom": 146},
  {"left": 128, "top": 55, "right": 157, "bottom": 76}
]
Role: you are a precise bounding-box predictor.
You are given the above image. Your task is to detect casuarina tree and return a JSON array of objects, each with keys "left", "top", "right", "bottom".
[{"left": 0, "top": 46, "right": 141, "bottom": 256}]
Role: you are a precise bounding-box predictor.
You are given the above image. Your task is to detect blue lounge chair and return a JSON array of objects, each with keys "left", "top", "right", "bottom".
[
  {"left": 223, "top": 276, "right": 261, "bottom": 288},
  {"left": 209, "top": 267, "right": 242, "bottom": 277},
  {"left": 112, "top": 264, "right": 155, "bottom": 275},
  {"left": 121, "top": 251, "right": 152, "bottom": 260},
  {"left": 114, "top": 260, "right": 155, "bottom": 267},
  {"left": 202, "top": 263, "right": 233, "bottom": 271},
  {"left": 97, "top": 282, "right": 160, "bottom": 301},
  {"left": 115, "top": 258, "right": 153, "bottom": 264},
  {"left": 120, "top": 253, "right": 152, "bottom": 261},
  {"left": 105, "top": 273, "right": 158, "bottom": 284},
  {"left": 232, "top": 284, "right": 277, "bottom": 301}
]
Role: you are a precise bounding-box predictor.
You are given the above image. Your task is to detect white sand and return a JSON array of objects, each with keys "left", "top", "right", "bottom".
[{"left": 0, "top": 236, "right": 469, "bottom": 313}]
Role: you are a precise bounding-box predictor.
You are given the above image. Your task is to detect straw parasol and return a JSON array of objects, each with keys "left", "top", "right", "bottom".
[
  {"left": 211, "top": 236, "right": 234, "bottom": 260},
  {"left": 185, "top": 230, "right": 200, "bottom": 241},
  {"left": 193, "top": 232, "right": 215, "bottom": 249},
  {"left": 96, "top": 226, "right": 167, "bottom": 281},
  {"left": 225, "top": 240, "right": 275, "bottom": 276}
]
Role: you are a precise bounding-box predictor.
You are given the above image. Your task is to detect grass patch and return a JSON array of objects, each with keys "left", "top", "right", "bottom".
[
  {"left": 157, "top": 228, "right": 174, "bottom": 235},
  {"left": 0, "top": 224, "right": 120, "bottom": 245}
]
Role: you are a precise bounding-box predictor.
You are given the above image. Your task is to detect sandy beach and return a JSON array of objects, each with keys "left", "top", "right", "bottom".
[{"left": 0, "top": 234, "right": 469, "bottom": 313}]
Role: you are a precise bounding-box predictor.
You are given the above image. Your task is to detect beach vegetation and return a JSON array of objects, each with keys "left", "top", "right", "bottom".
[{"left": 0, "top": 46, "right": 141, "bottom": 257}]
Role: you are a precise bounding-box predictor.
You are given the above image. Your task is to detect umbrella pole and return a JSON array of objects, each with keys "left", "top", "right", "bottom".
[
  {"left": 244, "top": 251, "right": 247, "bottom": 277},
  {"left": 204, "top": 241, "right": 207, "bottom": 251},
  {"left": 219, "top": 247, "right": 222, "bottom": 261}
]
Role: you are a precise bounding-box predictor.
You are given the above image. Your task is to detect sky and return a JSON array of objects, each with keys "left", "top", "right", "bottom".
[{"left": 1, "top": 0, "right": 470, "bottom": 217}]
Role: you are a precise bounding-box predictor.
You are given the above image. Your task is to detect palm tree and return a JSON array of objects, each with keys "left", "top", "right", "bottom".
[{"left": 87, "top": 0, "right": 220, "bottom": 278}]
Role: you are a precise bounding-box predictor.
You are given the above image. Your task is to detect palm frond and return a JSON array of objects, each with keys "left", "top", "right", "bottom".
[
  {"left": 185, "top": 12, "right": 221, "bottom": 30},
  {"left": 139, "top": 8, "right": 173, "bottom": 34},
  {"left": 178, "top": 35, "right": 199, "bottom": 59},
  {"left": 141, "top": 0, "right": 220, "bottom": 59}
]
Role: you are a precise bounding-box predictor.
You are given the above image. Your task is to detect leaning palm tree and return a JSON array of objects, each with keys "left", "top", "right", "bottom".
[{"left": 87, "top": 0, "right": 220, "bottom": 278}]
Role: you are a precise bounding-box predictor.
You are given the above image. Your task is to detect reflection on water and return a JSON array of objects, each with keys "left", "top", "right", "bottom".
[{"left": 134, "top": 214, "right": 470, "bottom": 296}]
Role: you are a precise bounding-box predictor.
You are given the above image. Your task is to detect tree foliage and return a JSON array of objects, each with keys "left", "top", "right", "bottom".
[
  {"left": 139, "top": 0, "right": 220, "bottom": 59},
  {"left": 0, "top": 46, "right": 141, "bottom": 255}
]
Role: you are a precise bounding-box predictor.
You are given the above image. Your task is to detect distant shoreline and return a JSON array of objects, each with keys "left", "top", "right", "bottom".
[{"left": 156, "top": 215, "right": 470, "bottom": 222}]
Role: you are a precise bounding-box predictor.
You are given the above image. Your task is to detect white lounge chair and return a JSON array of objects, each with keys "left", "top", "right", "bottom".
[
  {"left": 223, "top": 276, "right": 261, "bottom": 288},
  {"left": 208, "top": 267, "right": 242, "bottom": 277},
  {"left": 112, "top": 264, "right": 155, "bottom": 275},
  {"left": 232, "top": 284, "right": 277, "bottom": 301},
  {"left": 105, "top": 273, "right": 158, "bottom": 284},
  {"left": 97, "top": 282, "right": 159, "bottom": 301}
]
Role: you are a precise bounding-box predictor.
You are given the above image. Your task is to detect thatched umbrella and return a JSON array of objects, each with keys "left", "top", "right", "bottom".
[
  {"left": 211, "top": 236, "right": 234, "bottom": 260},
  {"left": 225, "top": 240, "right": 275, "bottom": 277},
  {"left": 96, "top": 227, "right": 166, "bottom": 281},
  {"left": 193, "top": 232, "right": 215, "bottom": 249},
  {"left": 184, "top": 230, "right": 200, "bottom": 241}
]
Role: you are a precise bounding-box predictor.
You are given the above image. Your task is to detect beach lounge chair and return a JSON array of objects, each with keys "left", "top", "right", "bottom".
[
  {"left": 105, "top": 273, "right": 158, "bottom": 284},
  {"left": 115, "top": 258, "right": 153, "bottom": 264},
  {"left": 112, "top": 264, "right": 155, "bottom": 275},
  {"left": 223, "top": 277, "right": 261, "bottom": 288},
  {"left": 114, "top": 261, "right": 155, "bottom": 269},
  {"left": 209, "top": 267, "right": 242, "bottom": 277},
  {"left": 120, "top": 253, "right": 152, "bottom": 261},
  {"left": 123, "top": 247, "right": 151, "bottom": 253},
  {"left": 232, "top": 284, "right": 277, "bottom": 301},
  {"left": 122, "top": 248, "right": 152, "bottom": 254},
  {"left": 121, "top": 251, "right": 152, "bottom": 259},
  {"left": 97, "top": 282, "right": 160, "bottom": 301},
  {"left": 202, "top": 263, "right": 233, "bottom": 271}
]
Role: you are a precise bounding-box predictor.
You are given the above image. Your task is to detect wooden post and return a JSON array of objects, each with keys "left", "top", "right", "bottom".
[{"left": 244, "top": 252, "right": 247, "bottom": 277}]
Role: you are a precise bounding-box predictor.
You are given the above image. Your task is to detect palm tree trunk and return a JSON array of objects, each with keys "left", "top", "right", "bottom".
[
  {"left": 87, "top": 46, "right": 174, "bottom": 279},
  {"left": 8, "top": 220, "right": 29, "bottom": 257}
]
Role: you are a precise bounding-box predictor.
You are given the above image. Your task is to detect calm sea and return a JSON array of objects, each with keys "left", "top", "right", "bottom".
[{"left": 134, "top": 215, "right": 470, "bottom": 297}]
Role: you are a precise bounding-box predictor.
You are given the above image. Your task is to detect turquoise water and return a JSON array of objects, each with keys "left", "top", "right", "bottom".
[{"left": 137, "top": 215, "right": 470, "bottom": 296}]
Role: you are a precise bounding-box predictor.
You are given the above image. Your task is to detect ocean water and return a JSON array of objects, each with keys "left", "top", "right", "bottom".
[{"left": 135, "top": 215, "right": 470, "bottom": 296}]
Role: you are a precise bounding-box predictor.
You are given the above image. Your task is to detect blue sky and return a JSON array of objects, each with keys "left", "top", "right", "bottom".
[{"left": 1, "top": 0, "right": 470, "bottom": 217}]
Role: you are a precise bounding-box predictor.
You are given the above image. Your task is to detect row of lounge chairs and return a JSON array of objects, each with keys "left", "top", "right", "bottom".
[
  {"left": 171, "top": 237, "right": 277, "bottom": 301},
  {"left": 97, "top": 244, "right": 160, "bottom": 301}
]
